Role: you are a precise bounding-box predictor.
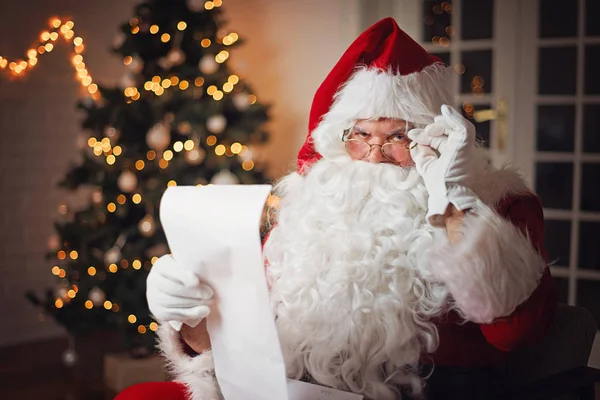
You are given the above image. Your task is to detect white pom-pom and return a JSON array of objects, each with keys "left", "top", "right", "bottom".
[{"left": 89, "top": 287, "right": 106, "bottom": 306}]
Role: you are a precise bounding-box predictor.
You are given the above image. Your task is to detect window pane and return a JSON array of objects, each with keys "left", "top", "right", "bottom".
[
  {"left": 461, "top": 50, "right": 493, "bottom": 94},
  {"left": 461, "top": 0, "right": 493, "bottom": 40},
  {"left": 554, "top": 276, "right": 570, "bottom": 304},
  {"left": 539, "top": 0, "right": 578, "bottom": 38},
  {"left": 583, "top": 105, "right": 600, "bottom": 153},
  {"left": 581, "top": 163, "right": 600, "bottom": 212},
  {"left": 585, "top": 45, "right": 600, "bottom": 94},
  {"left": 422, "top": 1, "right": 453, "bottom": 43},
  {"left": 585, "top": 0, "right": 600, "bottom": 36},
  {"left": 536, "top": 105, "right": 576, "bottom": 152},
  {"left": 461, "top": 103, "right": 491, "bottom": 147},
  {"left": 535, "top": 162, "right": 574, "bottom": 209},
  {"left": 431, "top": 52, "right": 450, "bottom": 66},
  {"left": 539, "top": 47, "right": 577, "bottom": 95},
  {"left": 576, "top": 279, "right": 600, "bottom": 329},
  {"left": 544, "top": 219, "right": 571, "bottom": 267},
  {"left": 579, "top": 222, "right": 600, "bottom": 270}
]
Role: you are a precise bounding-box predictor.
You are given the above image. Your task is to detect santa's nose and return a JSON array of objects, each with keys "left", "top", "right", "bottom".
[{"left": 366, "top": 145, "right": 385, "bottom": 163}]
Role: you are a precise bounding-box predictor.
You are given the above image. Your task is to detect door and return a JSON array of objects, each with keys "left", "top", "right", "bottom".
[{"left": 361, "top": 0, "right": 600, "bottom": 364}]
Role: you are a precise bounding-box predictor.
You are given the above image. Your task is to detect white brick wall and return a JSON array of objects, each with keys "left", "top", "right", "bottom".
[{"left": 0, "top": 0, "right": 361, "bottom": 347}]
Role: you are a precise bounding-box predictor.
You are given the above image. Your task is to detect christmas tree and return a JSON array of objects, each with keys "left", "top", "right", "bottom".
[{"left": 27, "top": 0, "right": 270, "bottom": 353}]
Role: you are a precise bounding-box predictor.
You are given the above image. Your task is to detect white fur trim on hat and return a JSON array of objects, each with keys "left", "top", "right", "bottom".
[
  {"left": 156, "top": 323, "right": 223, "bottom": 400},
  {"left": 313, "top": 63, "right": 452, "bottom": 160}
]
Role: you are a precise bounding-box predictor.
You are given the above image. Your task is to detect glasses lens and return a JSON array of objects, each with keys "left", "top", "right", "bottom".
[
  {"left": 382, "top": 143, "right": 408, "bottom": 161},
  {"left": 345, "top": 139, "right": 370, "bottom": 158}
]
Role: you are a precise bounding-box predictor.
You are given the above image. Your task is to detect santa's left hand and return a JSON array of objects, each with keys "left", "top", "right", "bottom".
[{"left": 408, "top": 104, "right": 480, "bottom": 226}]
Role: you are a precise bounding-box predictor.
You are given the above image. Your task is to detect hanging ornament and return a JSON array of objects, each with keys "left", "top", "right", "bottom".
[
  {"left": 167, "top": 48, "right": 186, "bottom": 66},
  {"left": 233, "top": 93, "right": 250, "bottom": 110},
  {"left": 113, "top": 32, "right": 127, "bottom": 49},
  {"left": 55, "top": 285, "right": 68, "bottom": 299},
  {"left": 58, "top": 202, "right": 69, "bottom": 215},
  {"left": 118, "top": 171, "right": 138, "bottom": 193},
  {"left": 89, "top": 287, "right": 106, "bottom": 306},
  {"left": 185, "top": 148, "right": 205, "bottom": 165},
  {"left": 48, "top": 234, "right": 61, "bottom": 251},
  {"left": 211, "top": 170, "right": 240, "bottom": 185},
  {"left": 104, "top": 126, "right": 119, "bottom": 139},
  {"left": 146, "top": 123, "right": 171, "bottom": 151},
  {"left": 206, "top": 114, "right": 227, "bottom": 134},
  {"left": 128, "top": 55, "right": 144, "bottom": 73},
  {"left": 138, "top": 214, "right": 157, "bottom": 237},
  {"left": 199, "top": 55, "right": 219, "bottom": 75},
  {"left": 104, "top": 246, "right": 121, "bottom": 265},
  {"left": 178, "top": 121, "right": 192, "bottom": 134},
  {"left": 119, "top": 73, "right": 136, "bottom": 90},
  {"left": 187, "top": 0, "right": 204, "bottom": 12},
  {"left": 158, "top": 57, "right": 172, "bottom": 70},
  {"left": 92, "top": 188, "right": 103, "bottom": 205}
]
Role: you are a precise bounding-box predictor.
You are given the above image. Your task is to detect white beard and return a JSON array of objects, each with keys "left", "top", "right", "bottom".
[{"left": 264, "top": 157, "right": 450, "bottom": 400}]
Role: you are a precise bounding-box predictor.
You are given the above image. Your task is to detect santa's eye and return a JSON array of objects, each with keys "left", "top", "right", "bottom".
[
  {"left": 389, "top": 133, "right": 407, "bottom": 142},
  {"left": 351, "top": 129, "right": 370, "bottom": 139}
]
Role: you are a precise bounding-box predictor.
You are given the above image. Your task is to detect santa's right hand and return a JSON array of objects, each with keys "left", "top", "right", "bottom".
[{"left": 146, "top": 254, "right": 214, "bottom": 331}]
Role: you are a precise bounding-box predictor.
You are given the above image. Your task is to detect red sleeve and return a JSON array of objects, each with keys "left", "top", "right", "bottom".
[{"left": 478, "top": 195, "right": 558, "bottom": 351}]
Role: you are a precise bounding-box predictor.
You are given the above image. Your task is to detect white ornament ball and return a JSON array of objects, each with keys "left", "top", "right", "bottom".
[
  {"left": 206, "top": 114, "right": 227, "bottom": 134},
  {"left": 138, "top": 214, "right": 157, "bottom": 237},
  {"left": 113, "top": 32, "right": 126, "bottom": 49},
  {"left": 104, "top": 247, "right": 121, "bottom": 265},
  {"left": 199, "top": 55, "right": 219, "bottom": 75},
  {"left": 92, "top": 188, "right": 103, "bottom": 205},
  {"left": 56, "top": 286, "right": 68, "bottom": 299},
  {"left": 119, "top": 74, "right": 136, "bottom": 90},
  {"left": 118, "top": 171, "right": 138, "bottom": 193},
  {"left": 233, "top": 93, "right": 250, "bottom": 110},
  {"left": 211, "top": 170, "right": 240, "bottom": 185},
  {"left": 158, "top": 57, "right": 172, "bottom": 70},
  {"left": 187, "top": 0, "right": 204, "bottom": 12},
  {"left": 128, "top": 56, "right": 144, "bottom": 73},
  {"left": 62, "top": 348, "right": 78, "bottom": 367},
  {"left": 167, "top": 48, "right": 186, "bottom": 66},
  {"left": 48, "top": 234, "right": 61, "bottom": 250},
  {"left": 89, "top": 287, "right": 106, "bottom": 306},
  {"left": 185, "top": 148, "right": 205, "bottom": 165},
  {"left": 104, "top": 126, "right": 119, "bottom": 139},
  {"left": 146, "top": 123, "right": 171, "bottom": 151}
]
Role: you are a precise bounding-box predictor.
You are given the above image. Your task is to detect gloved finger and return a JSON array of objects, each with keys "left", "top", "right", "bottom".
[
  {"left": 152, "top": 282, "right": 214, "bottom": 301},
  {"left": 154, "top": 262, "right": 203, "bottom": 289},
  {"left": 154, "top": 305, "right": 211, "bottom": 323},
  {"left": 410, "top": 144, "right": 438, "bottom": 174},
  {"left": 423, "top": 122, "right": 446, "bottom": 137},
  {"left": 426, "top": 134, "right": 448, "bottom": 153},
  {"left": 440, "top": 105, "right": 468, "bottom": 130},
  {"left": 407, "top": 128, "right": 432, "bottom": 145}
]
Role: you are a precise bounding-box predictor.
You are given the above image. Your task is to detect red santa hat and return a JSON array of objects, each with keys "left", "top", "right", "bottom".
[{"left": 297, "top": 17, "right": 452, "bottom": 174}]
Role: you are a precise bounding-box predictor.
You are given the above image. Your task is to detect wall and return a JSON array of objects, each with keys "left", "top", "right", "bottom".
[{"left": 0, "top": 0, "right": 361, "bottom": 346}]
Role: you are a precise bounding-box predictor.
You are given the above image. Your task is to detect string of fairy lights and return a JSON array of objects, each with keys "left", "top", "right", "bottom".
[{"left": 3, "top": 1, "right": 266, "bottom": 335}]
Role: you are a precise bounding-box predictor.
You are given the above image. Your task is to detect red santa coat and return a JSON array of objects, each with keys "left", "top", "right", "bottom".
[{"left": 424, "top": 192, "right": 557, "bottom": 367}]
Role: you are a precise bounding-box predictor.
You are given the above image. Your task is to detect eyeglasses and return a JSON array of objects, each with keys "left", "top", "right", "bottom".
[{"left": 342, "top": 126, "right": 412, "bottom": 162}]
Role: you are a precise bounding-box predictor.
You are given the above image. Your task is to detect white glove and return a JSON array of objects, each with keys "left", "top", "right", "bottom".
[
  {"left": 146, "top": 254, "right": 214, "bottom": 331},
  {"left": 408, "top": 104, "right": 480, "bottom": 226}
]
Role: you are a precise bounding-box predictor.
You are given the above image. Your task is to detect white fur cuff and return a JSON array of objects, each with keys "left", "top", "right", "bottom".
[
  {"left": 156, "top": 324, "right": 222, "bottom": 400},
  {"left": 429, "top": 204, "right": 547, "bottom": 323}
]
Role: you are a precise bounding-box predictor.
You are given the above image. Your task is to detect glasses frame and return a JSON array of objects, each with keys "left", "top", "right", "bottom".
[{"left": 341, "top": 126, "right": 412, "bottom": 162}]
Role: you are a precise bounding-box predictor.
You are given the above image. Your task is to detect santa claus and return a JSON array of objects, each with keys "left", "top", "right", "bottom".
[{"left": 118, "top": 18, "right": 557, "bottom": 400}]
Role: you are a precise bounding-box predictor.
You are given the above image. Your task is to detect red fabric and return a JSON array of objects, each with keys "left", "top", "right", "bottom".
[
  {"left": 297, "top": 17, "right": 441, "bottom": 174},
  {"left": 115, "top": 381, "right": 189, "bottom": 400},
  {"left": 426, "top": 194, "right": 558, "bottom": 366}
]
